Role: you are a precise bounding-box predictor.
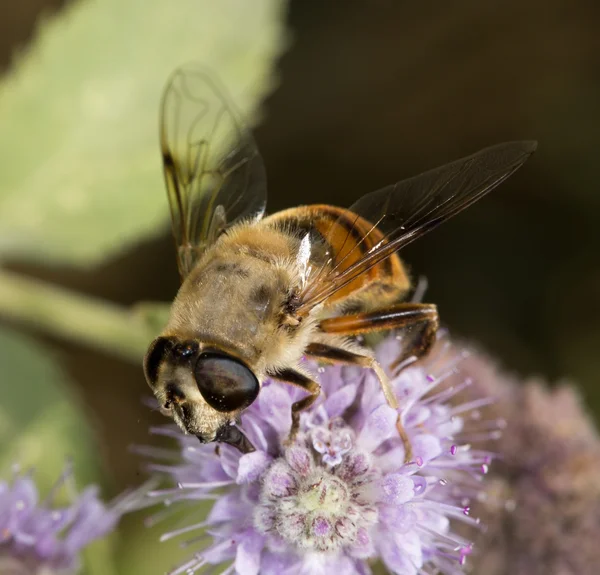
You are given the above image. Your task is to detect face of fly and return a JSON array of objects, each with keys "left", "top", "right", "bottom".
[{"left": 144, "top": 336, "right": 259, "bottom": 452}]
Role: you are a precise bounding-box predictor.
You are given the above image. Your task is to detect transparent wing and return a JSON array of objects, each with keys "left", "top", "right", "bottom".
[
  {"left": 160, "top": 64, "right": 267, "bottom": 278},
  {"left": 295, "top": 141, "right": 537, "bottom": 316}
]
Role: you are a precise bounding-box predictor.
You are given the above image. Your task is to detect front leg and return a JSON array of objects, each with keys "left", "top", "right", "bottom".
[
  {"left": 305, "top": 343, "right": 413, "bottom": 463},
  {"left": 269, "top": 368, "right": 321, "bottom": 443}
]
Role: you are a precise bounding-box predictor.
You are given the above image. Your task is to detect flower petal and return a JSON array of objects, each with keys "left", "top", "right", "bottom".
[
  {"left": 241, "top": 413, "right": 270, "bottom": 452},
  {"left": 379, "top": 530, "right": 421, "bottom": 575},
  {"left": 359, "top": 372, "right": 384, "bottom": 416},
  {"left": 237, "top": 451, "right": 272, "bottom": 484},
  {"left": 209, "top": 492, "right": 247, "bottom": 523},
  {"left": 376, "top": 447, "right": 406, "bottom": 473},
  {"left": 375, "top": 335, "right": 402, "bottom": 371},
  {"left": 260, "top": 550, "right": 298, "bottom": 575},
  {"left": 379, "top": 473, "right": 414, "bottom": 505},
  {"left": 380, "top": 505, "right": 418, "bottom": 533},
  {"left": 358, "top": 404, "right": 397, "bottom": 452},
  {"left": 235, "top": 529, "right": 265, "bottom": 575},
  {"left": 411, "top": 476, "right": 427, "bottom": 497},
  {"left": 393, "top": 366, "right": 426, "bottom": 398},
  {"left": 348, "top": 526, "right": 376, "bottom": 559},
  {"left": 404, "top": 405, "right": 431, "bottom": 428},
  {"left": 219, "top": 445, "right": 241, "bottom": 479},
  {"left": 323, "top": 384, "right": 358, "bottom": 418},
  {"left": 258, "top": 384, "right": 293, "bottom": 437},
  {"left": 396, "top": 530, "right": 423, "bottom": 570},
  {"left": 299, "top": 552, "right": 358, "bottom": 575},
  {"left": 411, "top": 434, "right": 442, "bottom": 462},
  {"left": 317, "top": 364, "right": 346, "bottom": 394}
]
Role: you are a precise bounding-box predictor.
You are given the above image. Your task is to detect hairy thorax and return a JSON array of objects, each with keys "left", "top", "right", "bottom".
[{"left": 164, "top": 223, "right": 320, "bottom": 378}]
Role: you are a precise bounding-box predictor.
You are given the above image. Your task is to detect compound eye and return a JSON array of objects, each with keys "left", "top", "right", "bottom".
[
  {"left": 194, "top": 352, "right": 259, "bottom": 412},
  {"left": 143, "top": 336, "right": 174, "bottom": 389}
]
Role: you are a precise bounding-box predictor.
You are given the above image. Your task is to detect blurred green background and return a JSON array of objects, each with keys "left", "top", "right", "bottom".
[{"left": 0, "top": 1, "right": 598, "bottom": 573}]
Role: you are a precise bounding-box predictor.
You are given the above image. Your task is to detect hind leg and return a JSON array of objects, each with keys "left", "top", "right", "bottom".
[{"left": 318, "top": 302, "right": 439, "bottom": 370}]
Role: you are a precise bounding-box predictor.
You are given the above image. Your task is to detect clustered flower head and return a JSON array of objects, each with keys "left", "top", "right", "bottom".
[
  {"left": 450, "top": 348, "right": 600, "bottom": 575},
  {"left": 145, "top": 334, "right": 501, "bottom": 575},
  {"left": 0, "top": 463, "right": 140, "bottom": 575}
]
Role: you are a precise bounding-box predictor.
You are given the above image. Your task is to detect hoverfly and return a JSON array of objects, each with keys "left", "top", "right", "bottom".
[{"left": 144, "top": 64, "right": 536, "bottom": 458}]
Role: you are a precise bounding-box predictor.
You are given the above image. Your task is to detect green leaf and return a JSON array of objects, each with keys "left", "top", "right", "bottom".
[
  {"left": 134, "top": 301, "right": 172, "bottom": 335},
  {"left": 0, "top": 325, "right": 119, "bottom": 574},
  {"left": 82, "top": 535, "right": 119, "bottom": 575},
  {"left": 0, "top": 326, "right": 97, "bottom": 481},
  {"left": 0, "top": 0, "right": 287, "bottom": 266}
]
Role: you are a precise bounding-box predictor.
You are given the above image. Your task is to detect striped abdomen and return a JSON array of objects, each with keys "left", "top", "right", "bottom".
[{"left": 264, "top": 204, "right": 411, "bottom": 310}]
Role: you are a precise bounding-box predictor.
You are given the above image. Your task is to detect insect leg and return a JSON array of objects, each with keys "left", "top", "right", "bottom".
[
  {"left": 269, "top": 368, "right": 321, "bottom": 443},
  {"left": 304, "top": 342, "right": 413, "bottom": 463},
  {"left": 318, "top": 302, "right": 439, "bottom": 370}
]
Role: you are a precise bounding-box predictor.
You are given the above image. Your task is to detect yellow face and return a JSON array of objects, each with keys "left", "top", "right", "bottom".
[{"left": 144, "top": 336, "right": 259, "bottom": 452}]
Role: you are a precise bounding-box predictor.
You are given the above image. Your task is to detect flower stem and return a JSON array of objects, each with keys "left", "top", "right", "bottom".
[{"left": 0, "top": 268, "right": 160, "bottom": 363}]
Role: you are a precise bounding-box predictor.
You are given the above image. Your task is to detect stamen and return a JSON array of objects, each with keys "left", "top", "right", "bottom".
[{"left": 161, "top": 520, "right": 210, "bottom": 542}]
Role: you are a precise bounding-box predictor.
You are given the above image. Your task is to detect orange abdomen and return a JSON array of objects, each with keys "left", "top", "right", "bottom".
[{"left": 265, "top": 204, "right": 411, "bottom": 309}]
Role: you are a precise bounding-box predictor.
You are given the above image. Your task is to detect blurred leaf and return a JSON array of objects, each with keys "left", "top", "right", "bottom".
[
  {"left": 0, "top": 326, "right": 97, "bottom": 482},
  {"left": 0, "top": 325, "right": 119, "bottom": 574},
  {"left": 134, "top": 301, "right": 171, "bottom": 335},
  {"left": 82, "top": 535, "right": 119, "bottom": 575},
  {"left": 0, "top": 0, "right": 287, "bottom": 266}
]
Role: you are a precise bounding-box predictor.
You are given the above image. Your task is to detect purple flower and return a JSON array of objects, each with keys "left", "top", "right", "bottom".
[
  {"left": 0, "top": 463, "right": 140, "bottom": 574},
  {"left": 145, "top": 334, "right": 499, "bottom": 575},
  {"left": 449, "top": 347, "right": 600, "bottom": 575}
]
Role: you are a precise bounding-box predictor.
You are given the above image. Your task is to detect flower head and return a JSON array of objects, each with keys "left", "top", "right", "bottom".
[
  {"left": 450, "top": 348, "right": 600, "bottom": 575},
  {"left": 145, "top": 335, "right": 499, "bottom": 575},
  {"left": 0, "top": 464, "right": 140, "bottom": 575}
]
